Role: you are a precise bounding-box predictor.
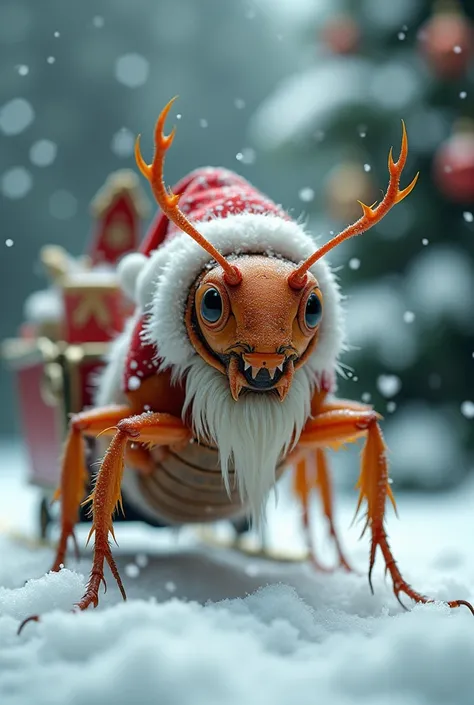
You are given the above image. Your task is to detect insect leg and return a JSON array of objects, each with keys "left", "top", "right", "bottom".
[
  {"left": 76, "top": 412, "right": 190, "bottom": 612},
  {"left": 293, "top": 453, "right": 332, "bottom": 571},
  {"left": 297, "top": 407, "right": 474, "bottom": 614},
  {"left": 51, "top": 405, "right": 130, "bottom": 572},
  {"left": 314, "top": 449, "right": 353, "bottom": 571}
]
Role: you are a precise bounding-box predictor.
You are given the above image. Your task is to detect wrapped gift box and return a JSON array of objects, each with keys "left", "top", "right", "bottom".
[{"left": 62, "top": 276, "right": 126, "bottom": 344}]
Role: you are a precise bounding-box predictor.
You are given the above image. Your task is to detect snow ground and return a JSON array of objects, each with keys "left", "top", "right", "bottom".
[{"left": 1, "top": 442, "right": 474, "bottom": 705}]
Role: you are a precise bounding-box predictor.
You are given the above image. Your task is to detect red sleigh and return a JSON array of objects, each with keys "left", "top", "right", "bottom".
[{"left": 2, "top": 171, "right": 149, "bottom": 530}]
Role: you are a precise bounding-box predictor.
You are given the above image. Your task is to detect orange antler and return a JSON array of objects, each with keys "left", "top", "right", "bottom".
[
  {"left": 135, "top": 97, "right": 242, "bottom": 286},
  {"left": 288, "top": 121, "right": 419, "bottom": 290}
]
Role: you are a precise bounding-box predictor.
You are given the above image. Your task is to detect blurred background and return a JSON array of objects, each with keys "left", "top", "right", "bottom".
[{"left": 1, "top": 0, "right": 473, "bottom": 494}]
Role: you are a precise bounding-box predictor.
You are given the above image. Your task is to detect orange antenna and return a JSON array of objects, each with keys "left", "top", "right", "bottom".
[
  {"left": 135, "top": 97, "right": 242, "bottom": 286},
  {"left": 288, "top": 121, "right": 419, "bottom": 290}
]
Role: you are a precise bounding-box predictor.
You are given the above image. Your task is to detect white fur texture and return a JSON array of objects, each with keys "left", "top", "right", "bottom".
[
  {"left": 141, "top": 213, "right": 345, "bottom": 383},
  {"left": 117, "top": 252, "right": 148, "bottom": 302},
  {"left": 183, "top": 356, "right": 314, "bottom": 525}
]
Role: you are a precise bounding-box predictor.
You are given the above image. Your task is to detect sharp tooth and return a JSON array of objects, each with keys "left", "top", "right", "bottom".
[
  {"left": 251, "top": 366, "right": 260, "bottom": 379},
  {"left": 277, "top": 363, "right": 284, "bottom": 372},
  {"left": 230, "top": 379, "right": 243, "bottom": 401},
  {"left": 244, "top": 361, "right": 251, "bottom": 371},
  {"left": 276, "top": 384, "right": 289, "bottom": 401},
  {"left": 268, "top": 367, "right": 277, "bottom": 379}
]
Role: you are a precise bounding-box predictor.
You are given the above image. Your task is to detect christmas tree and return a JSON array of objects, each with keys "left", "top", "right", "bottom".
[{"left": 251, "top": 0, "right": 474, "bottom": 489}]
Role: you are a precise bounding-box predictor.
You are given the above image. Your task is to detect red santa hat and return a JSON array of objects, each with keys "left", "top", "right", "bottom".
[{"left": 117, "top": 167, "right": 345, "bottom": 390}]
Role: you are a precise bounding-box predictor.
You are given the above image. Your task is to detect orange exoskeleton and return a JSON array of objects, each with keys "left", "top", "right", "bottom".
[{"left": 19, "top": 97, "right": 473, "bottom": 631}]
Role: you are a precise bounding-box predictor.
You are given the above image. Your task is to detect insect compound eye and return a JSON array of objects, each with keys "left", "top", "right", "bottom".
[
  {"left": 305, "top": 292, "right": 323, "bottom": 329},
  {"left": 201, "top": 287, "right": 223, "bottom": 323}
]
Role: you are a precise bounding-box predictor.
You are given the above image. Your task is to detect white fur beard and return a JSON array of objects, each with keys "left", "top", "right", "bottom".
[{"left": 181, "top": 357, "right": 314, "bottom": 527}]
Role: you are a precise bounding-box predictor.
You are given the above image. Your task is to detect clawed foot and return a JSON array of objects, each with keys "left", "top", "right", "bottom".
[
  {"left": 370, "top": 521, "right": 474, "bottom": 615},
  {"left": 18, "top": 544, "right": 126, "bottom": 635},
  {"left": 75, "top": 542, "right": 126, "bottom": 611}
]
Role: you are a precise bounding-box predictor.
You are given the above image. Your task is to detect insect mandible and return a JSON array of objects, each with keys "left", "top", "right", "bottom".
[{"left": 19, "top": 97, "right": 474, "bottom": 630}]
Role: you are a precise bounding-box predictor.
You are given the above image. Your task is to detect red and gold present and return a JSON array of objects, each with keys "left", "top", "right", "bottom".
[{"left": 62, "top": 279, "right": 127, "bottom": 344}]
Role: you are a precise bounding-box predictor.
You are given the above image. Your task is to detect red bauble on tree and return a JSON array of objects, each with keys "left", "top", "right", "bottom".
[
  {"left": 418, "top": 1, "right": 473, "bottom": 78},
  {"left": 321, "top": 15, "right": 360, "bottom": 55},
  {"left": 433, "top": 120, "right": 474, "bottom": 202}
]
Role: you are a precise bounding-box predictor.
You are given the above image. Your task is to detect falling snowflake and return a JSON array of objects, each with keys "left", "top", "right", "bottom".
[
  {"left": 460, "top": 91, "right": 467, "bottom": 99},
  {"left": 111, "top": 128, "right": 134, "bottom": 157},
  {"left": 377, "top": 374, "right": 402, "bottom": 398},
  {"left": 461, "top": 401, "right": 474, "bottom": 419},
  {"left": 125, "top": 564, "right": 140, "bottom": 579},
  {"left": 386, "top": 401, "right": 397, "bottom": 413},
  {"left": 0, "top": 98, "right": 34, "bottom": 136},
  {"left": 245, "top": 563, "right": 260, "bottom": 577},
  {"left": 234, "top": 98, "right": 246, "bottom": 109},
  {"left": 298, "top": 187, "right": 314, "bottom": 203},
  {"left": 46, "top": 56, "right": 56, "bottom": 64},
  {"left": 463, "top": 212, "right": 473, "bottom": 223},
  {"left": 199, "top": 118, "right": 208, "bottom": 128},
  {"left": 363, "top": 164, "right": 371, "bottom": 172},
  {"left": 403, "top": 311, "right": 415, "bottom": 323},
  {"left": 128, "top": 375, "right": 141, "bottom": 391},
  {"left": 1, "top": 167, "right": 32, "bottom": 199},
  {"left": 165, "top": 581, "right": 177, "bottom": 593},
  {"left": 135, "top": 553, "right": 148, "bottom": 568},
  {"left": 5, "top": 239, "right": 14, "bottom": 247},
  {"left": 115, "top": 54, "right": 149, "bottom": 88},
  {"left": 422, "top": 238, "right": 429, "bottom": 245},
  {"left": 236, "top": 148, "right": 256, "bottom": 165},
  {"left": 453, "top": 45, "right": 462, "bottom": 54},
  {"left": 398, "top": 32, "right": 406, "bottom": 40},
  {"left": 54, "top": 31, "right": 60, "bottom": 38},
  {"left": 361, "top": 392, "right": 371, "bottom": 403},
  {"left": 93, "top": 16, "right": 105, "bottom": 28},
  {"left": 16, "top": 65, "right": 29, "bottom": 76},
  {"left": 30, "top": 140, "right": 57, "bottom": 167},
  {"left": 349, "top": 258, "right": 361, "bottom": 270}
]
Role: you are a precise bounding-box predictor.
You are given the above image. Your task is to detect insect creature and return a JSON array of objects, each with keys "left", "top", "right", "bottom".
[{"left": 19, "top": 98, "right": 473, "bottom": 630}]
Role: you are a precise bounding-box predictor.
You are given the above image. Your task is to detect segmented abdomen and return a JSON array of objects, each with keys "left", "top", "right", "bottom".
[{"left": 125, "top": 440, "right": 286, "bottom": 525}]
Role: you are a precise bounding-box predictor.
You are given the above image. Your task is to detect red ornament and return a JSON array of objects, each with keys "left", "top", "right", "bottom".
[
  {"left": 321, "top": 15, "right": 360, "bottom": 55},
  {"left": 433, "top": 126, "right": 474, "bottom": 202},
  {"left": 418, "top": 4, "right": 473, "bottom": 78}
]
